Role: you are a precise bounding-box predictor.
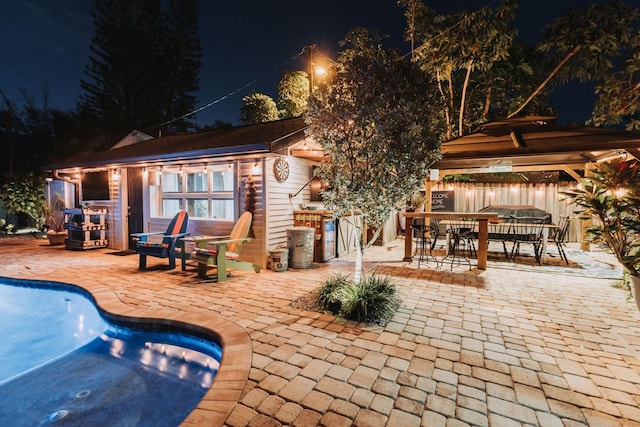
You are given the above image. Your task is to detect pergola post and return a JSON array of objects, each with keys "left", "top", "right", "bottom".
[{"left": 580, "top": 163, "right": 595, "bottom": 252}]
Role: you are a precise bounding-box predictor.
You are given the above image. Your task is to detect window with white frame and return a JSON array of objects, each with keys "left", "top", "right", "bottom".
[{"left": 152, "top": 164, "right": 236, "bottom": 220}]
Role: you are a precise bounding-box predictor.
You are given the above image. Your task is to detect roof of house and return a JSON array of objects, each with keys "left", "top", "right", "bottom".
[{"left": 49, "top": 117, "right": 308, "bottom": 170}]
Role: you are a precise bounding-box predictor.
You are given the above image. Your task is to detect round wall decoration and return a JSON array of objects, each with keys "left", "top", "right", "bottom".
[{"left": 274, "top": 157, "right": 290, "bottom": 182}]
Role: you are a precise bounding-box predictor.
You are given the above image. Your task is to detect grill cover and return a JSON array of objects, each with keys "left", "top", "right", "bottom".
[{"left": 479, "top": 205, "right": 552, "bottom": 223}]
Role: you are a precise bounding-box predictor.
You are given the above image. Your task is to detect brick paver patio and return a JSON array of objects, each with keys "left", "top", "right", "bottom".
[{"left": 1, "top": 236, "right": 640, "bottom": 426}]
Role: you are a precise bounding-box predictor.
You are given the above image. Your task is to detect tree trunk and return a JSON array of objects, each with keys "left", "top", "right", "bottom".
[
  {"left": 630, "top": 275, "right": 640, "bottom": 313},
  {"left": 507, "top": 45, "right": 581, "bottom": 118},
  {"left": 436, "top": 69, "right": 452, "bottom": 140},
  {"left": 459, "top": 60, "right": 474, "bottom": 136},
  {"left": 354, "top": 242, "right": 364, "bottom": 284}
]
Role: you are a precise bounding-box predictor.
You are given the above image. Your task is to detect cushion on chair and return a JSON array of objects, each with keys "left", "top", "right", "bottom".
[
  {"left": 192, "top": 247, "right": 240, "bottom": 260},
  {"left": 137, "top": 242, "right": 169, "bottom": 248}
]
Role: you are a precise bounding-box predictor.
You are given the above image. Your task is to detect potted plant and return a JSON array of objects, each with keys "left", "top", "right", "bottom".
[
  {"left": 398, "top": 191, "right": 427, "bottom": 232},
  {"left": 565, "top": 158, "right": 640, "bottom": 311},
  {"left": 44, "top": 193, "right": 67, "bottom": 245}
]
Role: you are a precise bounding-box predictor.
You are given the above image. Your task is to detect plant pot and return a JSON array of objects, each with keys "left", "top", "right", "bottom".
[
  {"left": 630, "top": 275, "right": 640, "bottom": 313},
  {"left": 46, "top": 231, "right": 66, "bottom": 246}
]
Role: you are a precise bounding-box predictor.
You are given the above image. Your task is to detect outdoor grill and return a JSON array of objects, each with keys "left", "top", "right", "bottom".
[{"left": 479, "top": 205, "right": 552, "bottom": 223}]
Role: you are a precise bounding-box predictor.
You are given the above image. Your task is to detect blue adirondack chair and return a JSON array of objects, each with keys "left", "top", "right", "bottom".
[{"left": 131, "top": 210, "right": 189, "bottom": 269}]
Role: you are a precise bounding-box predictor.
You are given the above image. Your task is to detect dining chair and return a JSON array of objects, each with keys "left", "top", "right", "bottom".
[
  {"left": 508, "top": 215, "right": 549, "bottom": 264},
  {"left": 487, "top": 216, "right": 514, "bottom": 260},
  {"left": 412, "top": 218, "right": 438, "bottom": 267},
  {"left": 548, "top": 215, "right": 571, "bottom": 265},
  {"left": 441, "top": 217, "right": 476, "bottom": 270}
]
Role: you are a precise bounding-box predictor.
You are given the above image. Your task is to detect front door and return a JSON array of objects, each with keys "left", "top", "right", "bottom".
[{"left": 127, "top": 167, "right": 144, "bottom": 250}]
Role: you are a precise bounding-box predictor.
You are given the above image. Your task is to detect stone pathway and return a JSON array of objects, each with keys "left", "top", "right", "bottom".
[{"left": 1, "top": 236, "right": 639, "bottom": 426}]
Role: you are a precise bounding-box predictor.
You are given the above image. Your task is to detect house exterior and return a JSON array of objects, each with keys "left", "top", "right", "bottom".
[
  {"left": 47, "top": 115, "right": 638, "bottom": 266},
  {"left": 45, "top": 117, "right": 336, "bottom": 269}
]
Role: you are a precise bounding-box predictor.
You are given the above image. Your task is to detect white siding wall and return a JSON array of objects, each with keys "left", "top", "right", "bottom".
[{"left": 265, "top": 156, "right": 313, "bottom": 257}]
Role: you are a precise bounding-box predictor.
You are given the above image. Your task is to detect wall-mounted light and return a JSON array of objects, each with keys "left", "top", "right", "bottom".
[
  {"left": 142, "top": 167, "right": 148, "bottom": 177},
  {"left": 252, "top": 161, "right": 261, "bottom": 175}
]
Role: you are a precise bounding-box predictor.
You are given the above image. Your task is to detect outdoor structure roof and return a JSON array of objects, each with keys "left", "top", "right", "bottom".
[
  {"left": 435, "top": 116, "right": 640, "bottom": 179},
  {"left": 48, "top": 115, "right": 640, "bottom": 181},
  {"left": 49, "top": 117, "right": 309, "bottom": 171}
]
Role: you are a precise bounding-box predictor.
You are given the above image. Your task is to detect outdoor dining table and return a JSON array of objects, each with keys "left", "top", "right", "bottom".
[
  {"left": 404, "top": 212, "right": 559, "bottom": 269},
  {"left": 403, "top": 212, "right": 498, "bottom": 270}
]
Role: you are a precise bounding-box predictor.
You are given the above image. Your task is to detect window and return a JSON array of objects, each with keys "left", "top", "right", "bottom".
[{"left": 152, "top": 164, "right": 236, "bottom": 220}]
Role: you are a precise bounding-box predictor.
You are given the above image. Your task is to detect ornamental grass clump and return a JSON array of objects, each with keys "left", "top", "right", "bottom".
[{"left": 316, "top": 273, "right": 401, "bottom": 326}]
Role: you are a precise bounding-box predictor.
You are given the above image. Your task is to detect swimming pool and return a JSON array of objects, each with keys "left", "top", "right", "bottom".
[{"left": 0, "top": 278, "right": 222, "bottom": 426}]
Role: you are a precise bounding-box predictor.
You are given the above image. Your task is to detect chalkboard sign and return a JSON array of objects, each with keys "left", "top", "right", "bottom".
[{"left": 431, "top": 191, "right": 454, "bottom": 211}]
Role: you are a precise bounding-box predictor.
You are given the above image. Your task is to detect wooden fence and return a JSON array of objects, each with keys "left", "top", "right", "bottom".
[{"left": 430, "top": 182, "right": 584, "bottom": 243}]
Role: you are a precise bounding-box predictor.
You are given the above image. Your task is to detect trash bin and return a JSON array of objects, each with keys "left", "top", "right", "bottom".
[
  {"left": 287, "top": 226, "right": 315, "bottom": 269},
  {"left": 269, "top": 248, "right": 289, "bottom": 272}
]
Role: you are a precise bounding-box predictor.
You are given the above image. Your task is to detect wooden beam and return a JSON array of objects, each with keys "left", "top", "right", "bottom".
[
  {"left": 289, "top": 149, "right": 327, "bottom": 161},
  {"left": 625, "top": 148, "right": 640, "bottom": 161},
  {"left": 561, "top": 166, "right": 583, "bottom": 182},
  {"left": 510, "top": 130, "right": 525, "bottom": 148},
  {"left": 439, "top": 163, "right": 588, "bottom": 176}
]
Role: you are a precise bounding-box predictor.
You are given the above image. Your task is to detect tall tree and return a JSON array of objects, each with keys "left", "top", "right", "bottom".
[
  {"left": 407, "top": 0, "right": 519, "bottom": 139},
  {"left": 277, "top": 71, "right": 310, "bottom": 118},
  {"left": 79, "top": 0, "right": 201, "bottom": 142},
  {"left": 239, "top": 92, "right": 279, "bottom": 124},
  {"left": 306, "top": 29, "right": 444, "bottom": 282},
  {"left": 588, "top": 9, "right": 640, "bottom": 130},
  {"left": 510, "top": 0, "right": 640, "bottom": 118},
  {"left": 0, "top": 86, "right": 78, "bottom": 177},
  {"left": 159, "top": 0, "right": 202, "bottom": 133}
]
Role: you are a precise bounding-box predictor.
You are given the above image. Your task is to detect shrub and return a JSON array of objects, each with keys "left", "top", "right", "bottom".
[
  {"left": 317, "top": 273, "right": 351, "bottom": 313},
  {"left": 316, "top": 273, "right": 401, "bottom": 326},
  {"left": 0, "top": 173, "right": 46, "bottom": 230}
]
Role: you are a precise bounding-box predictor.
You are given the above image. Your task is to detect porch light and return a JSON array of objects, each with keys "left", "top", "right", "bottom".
[{"left": 252, "top": 162, "right": 261, "bottom": 175}]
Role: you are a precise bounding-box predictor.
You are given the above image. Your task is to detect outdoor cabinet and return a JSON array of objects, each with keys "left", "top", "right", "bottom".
[{"left": 293, "top": 210, "right": 336, "bottom": 263}]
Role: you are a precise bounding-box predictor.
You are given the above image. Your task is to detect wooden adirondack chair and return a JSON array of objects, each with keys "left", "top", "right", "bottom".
[
  {"left": 132, "top": 210, "right": 190, "bottom": 270},
  {"left": 191, "top": 212, "right": 260, "bottom": 281}
]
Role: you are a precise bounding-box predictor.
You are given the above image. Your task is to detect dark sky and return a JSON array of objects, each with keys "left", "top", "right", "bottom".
[{"left": 1, "top": 0, "right": 596, "bottom": 129}]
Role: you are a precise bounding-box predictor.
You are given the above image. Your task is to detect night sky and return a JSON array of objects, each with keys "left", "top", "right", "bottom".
[{"left": 1, "top": 0, "right": 596, "bottom": 129}]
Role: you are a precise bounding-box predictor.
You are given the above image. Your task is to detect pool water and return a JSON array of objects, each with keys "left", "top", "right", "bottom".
[{"left": 0, "top": 278, "right": 222, "bottom": 426}]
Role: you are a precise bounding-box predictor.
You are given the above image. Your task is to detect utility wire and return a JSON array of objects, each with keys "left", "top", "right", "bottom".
[{"left": 144, "top": 47, "right": 308, "bottom": 133}]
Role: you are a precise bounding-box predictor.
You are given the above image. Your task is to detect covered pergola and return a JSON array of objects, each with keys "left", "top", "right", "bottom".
[
  {"left": 433, "top": 115, "right": 640, "bottom": 181},
  {"left": 404, "top": 116, "right": 640, "bottom": 266}
]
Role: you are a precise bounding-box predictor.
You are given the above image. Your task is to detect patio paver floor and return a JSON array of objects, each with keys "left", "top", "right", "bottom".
[{"left": 1, "top": 236, "right": 639, "bottom": 426}]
